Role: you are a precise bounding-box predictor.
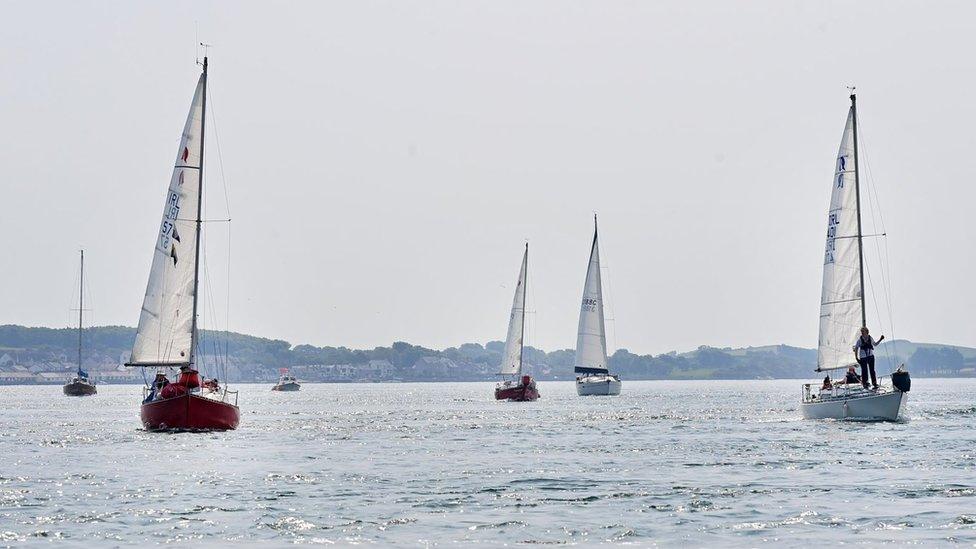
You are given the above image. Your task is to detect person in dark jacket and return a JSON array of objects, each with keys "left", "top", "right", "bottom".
[
  {"left": 144, "top": 372, "right": 170, "bottom": 402},
  {"left": 844, "top": 366, "right": 862, "bottom": 385},
  {"left": 821, "top": 375, "right": 833, "bottom": 391},
  {"left": 853, "top": 327, "right": 885, "bottom": 389}
]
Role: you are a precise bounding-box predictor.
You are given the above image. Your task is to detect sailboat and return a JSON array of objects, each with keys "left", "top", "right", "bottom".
[
  {"left": 63, "top": 250, "right": 97, "bottom": 397},
  {"left": 272, "top": 368, "right": 301, "bottom": 391},
  {"left": 801, "top": 93, "right": 910, "bottom": 421},
  {"left": 574, "top": 216, "right": 621, "bottom": 396},
  {"left": 494, "top": 243, "right": 539, "bottom": 401},
  {"left": 125, "top": 57, "right": 240, "bottom": 431}
]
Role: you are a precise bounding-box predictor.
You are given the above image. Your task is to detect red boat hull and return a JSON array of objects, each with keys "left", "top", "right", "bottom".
[
  {"left": 141, "top": 393, "right": 240, "bottom": 431},
  {"left": 494, "top": 380, "right": 540, "bottom": 402}
]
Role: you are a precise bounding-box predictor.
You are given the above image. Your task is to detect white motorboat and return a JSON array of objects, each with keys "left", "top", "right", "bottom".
[
  {"left": 574, "top": 216, "right": 621, "bottom": 396},
  {"left": 800, "top": 93, "right": 909, "bottom": 421},
  {"left": 272, "top": 369, "right": 301, "bottom": 392}
]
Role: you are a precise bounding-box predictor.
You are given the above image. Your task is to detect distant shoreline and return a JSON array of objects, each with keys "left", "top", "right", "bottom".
[
  {"left": 3, "top": 324, "right": 974, "bottom": 384},
  {"left": 4, "top": 375, "right": 975, "bottom": 388}
]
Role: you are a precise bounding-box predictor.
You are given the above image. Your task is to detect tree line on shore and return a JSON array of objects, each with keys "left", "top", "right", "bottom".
[{"left": 0, "top": 324, "right": 972, "bottom": 382}]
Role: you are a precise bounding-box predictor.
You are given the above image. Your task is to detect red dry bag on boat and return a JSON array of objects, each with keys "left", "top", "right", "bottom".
[
  {"left": 160, "top": 384, "right": 188, "bottom": 399},
  {"left": 177, "top": 369, "right": 201, "bottom": 389}
]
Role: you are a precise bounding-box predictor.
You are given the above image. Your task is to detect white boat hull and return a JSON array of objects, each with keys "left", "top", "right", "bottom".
[
  {"left": 576, "top": 375, "right": 621, "bottom": 396},
  {"left": 802, "top": 389, "right": 906, "bottom": 421}
]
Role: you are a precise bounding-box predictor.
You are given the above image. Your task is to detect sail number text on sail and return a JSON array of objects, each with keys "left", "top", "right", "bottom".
[
  {"left": 824, "top": 154, "right": 850, "bottom": 265},
  {"left": 159, "top": 186, "right": 185, "bottom": 263}
]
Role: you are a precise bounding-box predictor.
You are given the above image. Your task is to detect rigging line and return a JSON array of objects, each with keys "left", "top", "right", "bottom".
[
  {"left": 600, "top": 244, "right": 617, "bottom": 357},
  {"left": 206, "top": 81, "right": 233, "bottom": 383},
  {"left": 199, "top": 181, "right": 212, "bottom": 375},
  {"left": 201, "top": 226, "right": 229, "bottom": 381},
  {"left": 206, "top": 84, "right": 232, "bottom": 217},
  {"left": 223, "top": 222, "right": 232, "bottom": 383},
  {"left": 202, "top": 227, "right": 228, "bottom": 378},
  {"left": 858, "top": 123, "right": 898, "bottom": 370},
  {"left": 858, "top": 124, "right": 897, "bottom": 342},
  {"left": 834, "top": 233, "right": 886, "bottom": 239}
]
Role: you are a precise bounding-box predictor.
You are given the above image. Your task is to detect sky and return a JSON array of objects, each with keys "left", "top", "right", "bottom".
[{"left": 1, "top": 1, "right": 974, "bottom": 354}]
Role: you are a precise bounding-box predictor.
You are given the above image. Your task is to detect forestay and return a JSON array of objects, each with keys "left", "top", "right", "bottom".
[
  {"left": 575, "top": 222, "right": 608, "bottom": 374},
  {"left": 128, "top": 75, "right": 205, "bottom": 367},
  {"left": 817, "top": 109, "right": 862, "bottom": 371},
  {"left": 498, "top": 246, "right": 528, "bottom": 376}
]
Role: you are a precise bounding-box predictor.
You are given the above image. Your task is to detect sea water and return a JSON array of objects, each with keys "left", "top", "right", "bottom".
[{"left": 1, "top": 379, "right": 974, "bottom": 545}]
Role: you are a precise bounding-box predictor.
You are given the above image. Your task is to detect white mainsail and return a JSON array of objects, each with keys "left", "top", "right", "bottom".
[
  {"left": 817, "top": 108, "right": 863, "bottom": 371},
  {"left": 128, "top": 75, "right": 205, "bottom": 366},
  {"left": 498, "top": 245, "right": 528, "bottom": 376},
  {"left": 575, "top": 220, "right": 608, "bottom": 374}
]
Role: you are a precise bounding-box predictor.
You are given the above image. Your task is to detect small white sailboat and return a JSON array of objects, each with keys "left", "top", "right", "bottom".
[
  {"left": 494, "top": 243, "right": 539, "bottom": 401},
  {"left": 574, "top": 216, "right": 621, "bottom": 396},
  {"left": 801, "top": 93, "right": 909, "bottom": 421}
]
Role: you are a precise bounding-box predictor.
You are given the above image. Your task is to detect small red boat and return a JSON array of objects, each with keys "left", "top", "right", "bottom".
[{"left": 495, "top": 374, "right": 539, "bottom": 402}]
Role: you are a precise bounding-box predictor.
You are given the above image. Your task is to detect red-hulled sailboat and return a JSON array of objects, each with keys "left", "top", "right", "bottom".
[
  {"left": 126, "top": 56, "right": 240, "bottom": 431},
  {"left": 494, "top": 243, "right": 539, "bottom": 402}
]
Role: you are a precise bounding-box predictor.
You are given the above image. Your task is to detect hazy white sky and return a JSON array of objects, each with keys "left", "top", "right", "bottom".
[{"left": 2, "top": 1, "right": 974, "bottom": 354}]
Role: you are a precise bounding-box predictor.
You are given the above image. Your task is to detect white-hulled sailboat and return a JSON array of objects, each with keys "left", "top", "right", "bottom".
[
  {"left": 63, "top": 250, "right": 97, "bottom": 396},
  {"left": 574, "top": 216, "right": 621, "bottom": 396},
  {"left": 494, "top": 243, "right": 539, "bottom": 401},
  {"left": 801, "top": 93, "right": 910, "bottom": 421},
  {"left": 124, "top": 57, "right": 240, "bottom": 431}
]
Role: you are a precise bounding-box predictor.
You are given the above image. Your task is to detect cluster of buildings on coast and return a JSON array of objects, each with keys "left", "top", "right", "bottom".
[
  {"left": 0, "top": 351, "right": 554, "bottom": 385},
  {"left": 0, "top": 352, "right": 142, "bottom": 384}
]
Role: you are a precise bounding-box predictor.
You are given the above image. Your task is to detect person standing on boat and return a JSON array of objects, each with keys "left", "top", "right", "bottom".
[{"left": 853, "top": 327, "right": 885, "bottom": 390}]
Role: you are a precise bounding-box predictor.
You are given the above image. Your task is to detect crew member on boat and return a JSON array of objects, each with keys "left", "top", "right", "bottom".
[
  {"left": 840, "top": 366, "right": 861, "bottom": 385},
  {"left": 853, "top": 327, "right": 885, "bottom": 390},
  {"left": 145, "top": 372, "right": 170, "bottom": 402},
  {"left": 821, "top": 375, "right": 833, "bottom": 391}
]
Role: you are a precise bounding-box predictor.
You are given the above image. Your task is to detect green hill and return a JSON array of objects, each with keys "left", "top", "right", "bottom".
[{"left": 0, "top": 324, "right": 972, "bottom": 383}]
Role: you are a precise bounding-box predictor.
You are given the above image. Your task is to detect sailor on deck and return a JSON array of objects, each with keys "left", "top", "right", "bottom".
[{"left": 853, "top": 327, "right": 885, "bottom": 390}]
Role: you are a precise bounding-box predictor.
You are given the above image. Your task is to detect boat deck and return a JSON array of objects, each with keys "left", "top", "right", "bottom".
[{"left": 803, "top": 383, "right": 890, "bottom": 403}]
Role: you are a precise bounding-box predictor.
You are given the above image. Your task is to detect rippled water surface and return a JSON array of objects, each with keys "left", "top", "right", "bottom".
[{"left": 1, "top": 379, "right": 975, "bottom": 545}]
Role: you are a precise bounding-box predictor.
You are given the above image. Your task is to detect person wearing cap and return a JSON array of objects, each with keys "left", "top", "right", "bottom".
[
  {"left": 853, "top": 327, "right": 885, "bottom": 390},
  {"left": 145, "top": 372, "right": 170, "bottom": 402}
]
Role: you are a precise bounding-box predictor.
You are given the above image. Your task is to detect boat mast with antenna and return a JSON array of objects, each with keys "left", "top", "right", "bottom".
[
  {"left": 189, "top": 54, "right": 208, "bottom": 367},
  {"left": 517, "top": 242, "right": 527, "bottom": 376},
  {"left": 77, "top": 249, "right": 84, "bottom": 377},
  {"left": 850, "top": 91, "right": 867, "bottom": 329}
]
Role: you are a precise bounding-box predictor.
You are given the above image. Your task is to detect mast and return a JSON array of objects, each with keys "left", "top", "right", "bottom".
[
  {"left": 189, "top": 56, "right": 208, "bottom": 366},
  {"left": 850, "top": 93, "right": 866, "bottom": 329},
  {"left": 592, "top": 213, "right": 605, "bottom": 368},
  {"left": 517, "top": 243, "right": 527, "bottom": 376},
  {"left": 77, "top": 250, "right": 84, "bottom": 377},
  {"left": 592, "top": 213, "right": 598, "bottom": 253}
]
